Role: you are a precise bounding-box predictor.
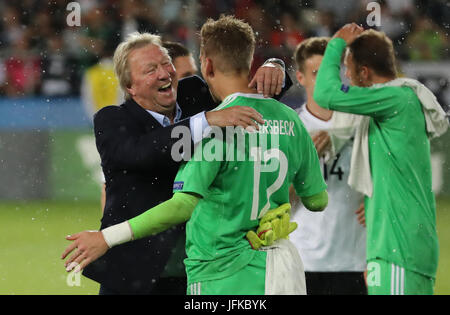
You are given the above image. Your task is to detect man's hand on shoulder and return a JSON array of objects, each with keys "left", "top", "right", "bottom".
[
  {"left": 205, "top": 106, "right": 264, "bottom": 130},
  {"left": 248, "top": 59, "right": 285, "bottom": 98}
]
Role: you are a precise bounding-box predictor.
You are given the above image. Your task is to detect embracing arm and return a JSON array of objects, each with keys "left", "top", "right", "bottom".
[
  {"left": 102, "top": 192, "right": 198, "bottom": 245},
  {"left": 94, "top": 107, "right": 193, "bottom": 171},
  {"left": 127, "top": 192, "right": 198, "bottom": 240},
  {"left": 178, "top": 58, "right": 292, "bottom": 114},
  {"left": 62, "top": 192, "right": 199, "bottom": 272},
  {"left": 95, "top": 105, "right": 263, "bottom": 171}
]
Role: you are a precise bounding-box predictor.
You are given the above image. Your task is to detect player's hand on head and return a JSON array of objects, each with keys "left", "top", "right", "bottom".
[
  {"left": 205, "top": 106, "right": 264, "bottom": 130},
  {"left": 61, "top": 230, "right": 109, "bottom": 273},
  {"left": 246, "top": 203, "right": 297, "bottom": 250},
  {"left": 248, "top": 62, "right": 285, "bottom": 98},
  {"left": 333, "top": 23, "right": 364, "bottom": 45}
]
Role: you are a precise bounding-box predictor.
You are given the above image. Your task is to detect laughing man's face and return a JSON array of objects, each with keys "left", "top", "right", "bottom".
[{"left": 127, "top": 44, "right": 178, "bottom": 116}]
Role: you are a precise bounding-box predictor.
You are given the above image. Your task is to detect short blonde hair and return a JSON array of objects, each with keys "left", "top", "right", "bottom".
[
  {"left": 113, "top": 32, "right": 169, "bottom": 99},
  {"left": 200, "top": 15, "right": 255, "bottom": 75}
]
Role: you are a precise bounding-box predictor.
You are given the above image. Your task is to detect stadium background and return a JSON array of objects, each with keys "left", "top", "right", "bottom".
[{"left": 0, "top": 0, "right": 449, "bottom": 294}]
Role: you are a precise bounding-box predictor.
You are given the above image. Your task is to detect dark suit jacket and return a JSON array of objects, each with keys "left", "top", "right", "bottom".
[{"left": 83, "top": 74, "right": 292, "bottom": 294}]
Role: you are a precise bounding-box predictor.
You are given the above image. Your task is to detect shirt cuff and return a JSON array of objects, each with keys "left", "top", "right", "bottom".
[
  {"left": 263, "top": 58, "right": 286, "bottom": 88},
  {"left": 189, "top": 111, "right": 210, "bottom": 145}
]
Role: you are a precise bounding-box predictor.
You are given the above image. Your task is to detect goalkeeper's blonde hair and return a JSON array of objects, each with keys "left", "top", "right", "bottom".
[
  {"left": 113, "top": 32, "right": 169, "bottom": 100},
  {"left": 200, "top": 15, "right": 255, "bottom": 75}
]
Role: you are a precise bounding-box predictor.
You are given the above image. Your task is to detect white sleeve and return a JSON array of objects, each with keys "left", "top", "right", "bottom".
[{"left": 189, "top": 111, "right": 210, "bottom": 145}]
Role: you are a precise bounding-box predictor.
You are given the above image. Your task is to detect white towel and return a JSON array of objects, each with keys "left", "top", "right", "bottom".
[
  {"left": 260, "top": 239, "right": 306, "bottom": 295},
  {"left": 327, "top": 112, "right": 364, "bottom": 163},
  {"left": 347, "top": 78, "right": 449, "bottom": 197}
]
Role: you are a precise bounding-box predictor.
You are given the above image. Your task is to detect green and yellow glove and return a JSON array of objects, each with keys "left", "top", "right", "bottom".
[{"left": 246, "top": 203, "right": 298, "bottom": 250}]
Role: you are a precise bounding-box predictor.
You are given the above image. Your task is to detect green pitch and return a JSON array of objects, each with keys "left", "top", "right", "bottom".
[
  {"left": 0, "top": 198, "right": 449, "bottom": 295},
  {"left": 435, "top": 197, "right": 450, "bottom": 295},
  {"left": 0, "top": 200, "right": 101, "bottom": 295}
]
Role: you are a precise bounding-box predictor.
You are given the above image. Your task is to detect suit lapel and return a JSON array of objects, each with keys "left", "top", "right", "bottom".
[{"left": 122, "top": 98, "right": 160, "bottom": 132}]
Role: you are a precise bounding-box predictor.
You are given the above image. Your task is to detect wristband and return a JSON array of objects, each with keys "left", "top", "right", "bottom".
[{"left": 101, "top": 221, "right": 134, "bottom": 248}]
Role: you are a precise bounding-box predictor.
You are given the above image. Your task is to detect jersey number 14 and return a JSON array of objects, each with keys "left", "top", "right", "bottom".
[{"left": 323, "top": 153, "right": 344, "bottom": 181}]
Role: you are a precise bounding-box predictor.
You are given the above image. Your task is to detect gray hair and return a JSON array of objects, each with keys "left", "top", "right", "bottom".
[{"left": 113, "top": 32, "right": 169, "bottom": 100}]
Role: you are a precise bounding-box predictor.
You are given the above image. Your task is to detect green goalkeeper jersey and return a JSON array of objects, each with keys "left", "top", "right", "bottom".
[
  {"left": 314, "top": 38, "right": 439, "bottom": 278},
  {"left": 173, "top": 93, "right": 326, "bottom": 284}
]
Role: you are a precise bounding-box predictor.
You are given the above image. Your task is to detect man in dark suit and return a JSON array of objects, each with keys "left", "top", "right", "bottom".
[{"left": 64, "top": 32, "right": 292, "bottom": 295}]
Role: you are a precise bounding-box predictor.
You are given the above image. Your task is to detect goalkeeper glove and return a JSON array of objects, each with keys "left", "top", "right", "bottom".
[{"left": 246, "top": 203, "right": 298, "bottom": 250}]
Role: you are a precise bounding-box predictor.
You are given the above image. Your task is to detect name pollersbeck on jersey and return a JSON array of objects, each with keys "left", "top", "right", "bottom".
[
  {"left": 257, "top": 119, "right": 295, "bottom": 137},
  {"left": 170, "top": 119, "right": 296, "bottom": 162}
]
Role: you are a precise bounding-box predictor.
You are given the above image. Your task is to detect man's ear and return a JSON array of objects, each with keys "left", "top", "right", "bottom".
[
  {"left": 361, "top": 66, "right": 370, "bottom": 82},
  {"left": 204, "top": 57, "right": 214, "bottom": 79},
  {"left": 296, "top": 70, "right": 305, "bottom": 87},
  {"left": 126, "top": 84, "right": 135, "bottom": 98}
]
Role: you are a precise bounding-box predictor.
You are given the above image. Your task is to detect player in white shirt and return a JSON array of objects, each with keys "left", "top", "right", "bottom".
[{"left": 289, "top": 37, "right": 367, "bottom": 295}]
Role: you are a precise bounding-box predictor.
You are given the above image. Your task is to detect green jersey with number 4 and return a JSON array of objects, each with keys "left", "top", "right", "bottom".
[{"left": 173, "top": 93, "right": 326, "bottom": 284}]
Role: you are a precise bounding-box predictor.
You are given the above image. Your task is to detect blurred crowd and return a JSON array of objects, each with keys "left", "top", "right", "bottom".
[{"left": 0, "top": 0, "right": 449, "bottom": 98}]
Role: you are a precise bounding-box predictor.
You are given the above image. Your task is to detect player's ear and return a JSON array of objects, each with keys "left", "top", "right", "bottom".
[
  {"left": 204, "top": 57, "right": 214, "bottom": 79},
  {"left": 361, "top": 66, "right": 370, "bottom": 82},
  {"left": 296, "top": 70, "right": 305, "bottom": 87}
]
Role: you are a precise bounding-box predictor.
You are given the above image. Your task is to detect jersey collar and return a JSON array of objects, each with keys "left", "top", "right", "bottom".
[{"left": 216, "top": 93, "right": 271, "bottom": 111}]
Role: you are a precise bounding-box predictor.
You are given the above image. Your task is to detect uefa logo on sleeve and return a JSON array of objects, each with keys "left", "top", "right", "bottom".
[{"left": 173, "top": 181, "right": 184, "bottom": 191}]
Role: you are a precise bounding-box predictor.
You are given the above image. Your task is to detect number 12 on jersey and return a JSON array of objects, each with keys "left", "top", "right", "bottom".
[{"left": 250, "top": 147, "right": 288, "bottom": 220}]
